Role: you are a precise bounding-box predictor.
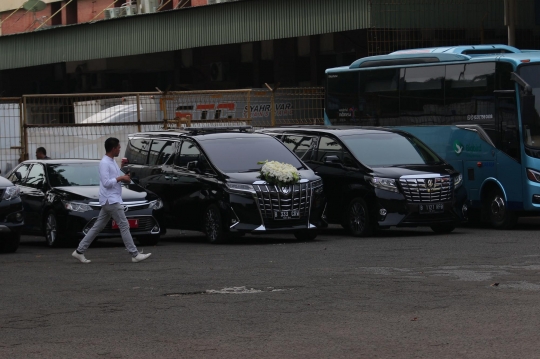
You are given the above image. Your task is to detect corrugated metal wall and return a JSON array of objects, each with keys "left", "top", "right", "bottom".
[
  {"left": 0, "top": 0, "right": 370, "bottom": 71},
  {"left": 368, "top": 0, "right": 540, "bottom": 55}
]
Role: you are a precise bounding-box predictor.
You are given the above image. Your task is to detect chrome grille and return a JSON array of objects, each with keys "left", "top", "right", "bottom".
[
  {"left": 253, "top": 182, "right": 313, "bottom": 222},
  {"left": 399, "top": 176, "right": 453, "bottom": 203}
]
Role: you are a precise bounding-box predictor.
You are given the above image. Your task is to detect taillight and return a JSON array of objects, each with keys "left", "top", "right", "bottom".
[{"left": 121, "top": 157, "right": 129, "bottom": 167}]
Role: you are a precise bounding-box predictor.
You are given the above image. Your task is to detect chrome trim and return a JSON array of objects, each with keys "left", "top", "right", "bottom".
[
  {"left": 254, "top": 225, "right": 266, "bottom": 231},
  {"left": 309, "top": 223, "right": 316, "bottom": 229},
  {"left": 88, "top": 200, "right": 148, "bottom": 207},
  {"left": 299, "top": 179, "right": 309, "bottom": 183}
]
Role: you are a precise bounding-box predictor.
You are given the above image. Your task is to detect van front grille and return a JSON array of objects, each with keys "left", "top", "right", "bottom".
[{"left": 399, "top": 176, "right": 453, "bottom": 203}]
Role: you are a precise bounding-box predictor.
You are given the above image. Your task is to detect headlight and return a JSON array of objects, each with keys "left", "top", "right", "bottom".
[
  {"left": 2, "top": 186, "right": 20, "bottom": 201},
  {"left": 527, "top": 168, "right": 540, "bottom": 183},
  {"left": 311, "top": 179, "right": 323, "bottom": 188},
  {"left": 226, "top": 183, "right": 255, "bottom": 193},
  {"left": 63, "top": 201, "right": 92, "bottom": 212},
  {"left": 454, "top": 174, "right": 463, "bottom": 188},
  {"left": 366, "top": 176, "right": 399, "bottom": 193},
  {"left": 149, "top": 199, "right": 164, "bottom": 210}
]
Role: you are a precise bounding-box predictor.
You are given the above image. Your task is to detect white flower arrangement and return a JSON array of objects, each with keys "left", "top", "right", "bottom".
[{"left": 258, "top": 160, "right": 301, "bottom": 187}]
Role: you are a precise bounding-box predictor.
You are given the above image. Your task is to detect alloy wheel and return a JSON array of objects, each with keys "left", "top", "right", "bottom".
[
  {"left": 350, "top": 201, "right": 366, "bottom": 234},
  {"left": 46, "top": 213, "right": 57, "bottom": 246},
  {"left": 490, "top": 195, "right": 506, "bottom": 223}
]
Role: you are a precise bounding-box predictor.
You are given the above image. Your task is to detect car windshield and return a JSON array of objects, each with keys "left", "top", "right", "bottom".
[
  {"left": 47, "top": 163, "right": 101, "bottom": 187},
  {"left": 199, "top": 137, "right": 304, "bottom": 173},
  {"left": 340, "top": 133, "right": 442, "bottom": 167}
]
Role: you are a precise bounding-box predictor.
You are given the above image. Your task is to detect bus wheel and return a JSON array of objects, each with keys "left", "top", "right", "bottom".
[{"left": 487, "top": 189, "right": 518, "bottom": 229}]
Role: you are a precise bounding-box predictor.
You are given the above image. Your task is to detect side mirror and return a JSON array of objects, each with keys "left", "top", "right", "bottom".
[
  {"left": 36, "top": 181, "right": 44, "bottom": 190},
  {"left": 14, "top": 171, "right": 22, "bottom": 181},
  {"left": 324, "top": 155, "right": 342, "bottom": 165},
  {"left": 521, "top": 93, "right": 536, "bottom": 126},
  {"left": 187, "top": 161, "right": 199, "bottom": 172}
]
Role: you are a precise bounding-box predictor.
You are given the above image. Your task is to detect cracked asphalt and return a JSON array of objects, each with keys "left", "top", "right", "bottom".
[{"left": 2, "top": 220, "right": 540, "bottom": 359}]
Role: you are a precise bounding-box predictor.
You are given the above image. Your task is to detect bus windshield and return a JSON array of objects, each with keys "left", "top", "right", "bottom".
[
  {"left": 519, "top": 64, "right": 540, "bottom": 149},
  {"left": 340, "top": 133, "right": 443, "bottom": 167}
]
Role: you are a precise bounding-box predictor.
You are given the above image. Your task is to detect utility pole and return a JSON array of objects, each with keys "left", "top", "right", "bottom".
[{"left": 504, "top": 0, "right": 516, "bottom": 46}]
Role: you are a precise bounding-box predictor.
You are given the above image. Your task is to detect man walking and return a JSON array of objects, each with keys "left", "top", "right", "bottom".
[{"left": 72, "top": 137, "right": 151, "bottom": 263}]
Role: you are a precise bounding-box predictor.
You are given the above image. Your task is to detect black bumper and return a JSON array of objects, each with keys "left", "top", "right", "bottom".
[
  {"left": 0, "top": 199, "right": 24, "bottom": 234},
  {"left": 375, "top": 185, "right": 468, "bottom": 227}
]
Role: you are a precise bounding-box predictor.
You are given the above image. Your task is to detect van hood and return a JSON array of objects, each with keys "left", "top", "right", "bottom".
[{"left": 225, "top": 169, "right": 319, "bottom": 184}]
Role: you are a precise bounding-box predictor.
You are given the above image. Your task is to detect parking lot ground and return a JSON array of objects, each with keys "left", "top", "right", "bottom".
[{"left": 3, "top": 220, "right": 540, "bottom": 358}]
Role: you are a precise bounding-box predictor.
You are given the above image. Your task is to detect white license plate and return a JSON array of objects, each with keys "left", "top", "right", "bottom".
[
  {"left": 273, "top": 210, "right": 300, "bottom": 220},
  {"left": 419, "top": 203, "right": 444, "bottom": 214}
]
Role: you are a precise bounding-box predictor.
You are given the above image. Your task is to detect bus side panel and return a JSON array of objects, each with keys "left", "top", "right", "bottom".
[{"left": 495, "top": 153, "right": 524, "bottom": 210}]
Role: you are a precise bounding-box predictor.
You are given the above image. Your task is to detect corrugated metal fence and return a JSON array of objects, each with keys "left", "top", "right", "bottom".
[{"left": 0, "top": 87, "right": 324, "bottom": 173}]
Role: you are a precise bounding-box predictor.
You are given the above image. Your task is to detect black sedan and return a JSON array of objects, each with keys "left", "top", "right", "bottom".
[
  {"left": 0, "top": 176, "right": 24, "bottom": 253},
  {"left": 6, "top": 159, "right": 164, "bottom": 247}
]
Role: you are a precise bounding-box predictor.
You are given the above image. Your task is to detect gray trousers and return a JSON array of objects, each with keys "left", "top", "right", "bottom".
[{"left": 77, "top": 202, "right": 139, "bottom": 257}]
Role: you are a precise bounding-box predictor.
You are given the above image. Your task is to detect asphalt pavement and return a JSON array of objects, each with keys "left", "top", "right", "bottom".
[{"left": 2, "top": 220, "right": 540, "bottom": 359}]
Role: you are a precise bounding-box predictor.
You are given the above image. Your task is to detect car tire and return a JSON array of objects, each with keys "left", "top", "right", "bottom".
[
  {"left": 430, "top": 223, "right": 456, "bottom": 234},
  {"left": 137, "top": 235, "right": 160, "bottom": 246},
  {"left": 45, "top": 211, "right": 62, "bottom": 247},
  {"left": 0, "top": 232, "right": 20, "bottom": 253},
  {"left": 342, "top": 197, "right": 373, "bottom": 237},
  {"left": 294, "top": 230, "right": 318, "bottom": 241},
  {"left": 203, "top": 204, "right": 226, "bottom": 244},
  {"left": 487, "top": 189, "right": 518, "bottom": 229}
]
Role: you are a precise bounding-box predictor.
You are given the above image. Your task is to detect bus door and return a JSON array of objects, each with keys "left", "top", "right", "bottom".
[{"left": 493, "top": 91, "right": 523, "bottom": 209}]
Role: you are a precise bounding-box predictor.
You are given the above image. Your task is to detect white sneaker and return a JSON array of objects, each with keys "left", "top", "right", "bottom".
[
  {"left": 72, "top": 250, "right": 91, "bottom": 263},
  {"left": 132, "top": 253, "right": 151, "bottom": 263}
]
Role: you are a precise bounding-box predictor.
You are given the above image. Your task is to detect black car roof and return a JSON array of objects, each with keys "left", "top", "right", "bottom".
[
  {"left": 128, "top": 130, "right": 273, "bottom": 141},
  {"left": 260, "top": 126, "right": 410, "bottom": 137}
]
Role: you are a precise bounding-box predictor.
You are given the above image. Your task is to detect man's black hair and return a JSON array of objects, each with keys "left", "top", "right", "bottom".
[
  {"left": 105, "top": 137, "right": 120, "bottom": 153},
  {"left": 36, "top": 147, "right": 47, "bottom": 155}
]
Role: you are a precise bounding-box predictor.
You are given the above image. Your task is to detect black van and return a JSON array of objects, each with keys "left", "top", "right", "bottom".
[
  {"left": 260, "top": 126, "right": 467, "bottom": 236},
  {"left": 122, "top": 127, "right": 326, "bottom": 243}
]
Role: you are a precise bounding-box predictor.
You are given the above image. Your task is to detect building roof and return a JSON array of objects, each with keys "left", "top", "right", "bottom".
[{"left": 0, "top": 0, "right": 370, "bottom": 70}]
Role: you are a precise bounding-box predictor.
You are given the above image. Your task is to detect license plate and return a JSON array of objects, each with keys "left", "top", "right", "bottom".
[
  {"left": 111, "top": 219, "right": 139, "bottom": 229},
  {"left": 419, "top": 203, "right": 444, "bottom": 214},
  {"left": 273, "top": 210, "right": 300, "bottom": 220}
]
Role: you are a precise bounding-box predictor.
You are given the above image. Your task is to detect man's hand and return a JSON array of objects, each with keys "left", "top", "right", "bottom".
[{"left": 117, "top": 174, "right": 131, "bottom": 183}]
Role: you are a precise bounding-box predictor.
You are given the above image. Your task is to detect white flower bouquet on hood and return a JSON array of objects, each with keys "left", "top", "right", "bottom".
[{"left": 258, "top": 160, "right": 301, "bottom": 187}]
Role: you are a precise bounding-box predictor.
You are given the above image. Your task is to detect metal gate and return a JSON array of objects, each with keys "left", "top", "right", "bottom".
[{"left": 0, "top": 97, "right": 23, "bottom": 176}]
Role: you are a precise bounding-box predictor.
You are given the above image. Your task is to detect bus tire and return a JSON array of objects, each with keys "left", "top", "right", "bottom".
[{"left": 487, "top": 189, "right": 518, "bottom": 229}]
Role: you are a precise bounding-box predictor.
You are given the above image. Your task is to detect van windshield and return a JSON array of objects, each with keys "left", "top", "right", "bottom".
[
  {"left": 199, "top": 137, "right": 304, "bottom": 173},
  {"left": 340, "top": 133, "right": 442, "bottom": 167}
]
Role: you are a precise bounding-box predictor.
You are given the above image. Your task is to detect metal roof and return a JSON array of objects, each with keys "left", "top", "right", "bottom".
[{"left": 0, "top": 0, "right": 370, "bottom": 70}]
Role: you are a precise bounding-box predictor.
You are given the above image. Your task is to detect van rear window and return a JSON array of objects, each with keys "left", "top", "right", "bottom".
[{"left": 125, "top": 138, "right": 151, "bottom": 164}]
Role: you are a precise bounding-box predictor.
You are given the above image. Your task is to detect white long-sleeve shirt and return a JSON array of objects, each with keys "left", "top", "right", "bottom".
[{"left": 99, "top": 155, "right": 123, "bottom": 205}]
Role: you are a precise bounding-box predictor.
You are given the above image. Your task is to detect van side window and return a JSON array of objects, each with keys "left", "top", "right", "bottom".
[
  {"left": 282, "top": 135, "right": 316, "bottom": 161},
  {"left": 148, "top": 140, "right": 176, "bottom": 166},
  {"left": 317, "top": 136, "right": 343, "bottom": 162},
  {"left": 125, "top": 138, "right": 151, "bottom": 164},
  {"left": 174, "top": 141, "right": 201, "bottom": 168}
]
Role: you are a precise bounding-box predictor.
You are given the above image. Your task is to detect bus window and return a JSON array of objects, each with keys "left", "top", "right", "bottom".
[
  {"left": 400, "top": 66, "right": 445, "bottom": 125},
  {"left": 326, "top": 72, "right": 359, "bottom": 124},
  {"left": 358, "top": 69, "right": 400, "bottom": 126}
]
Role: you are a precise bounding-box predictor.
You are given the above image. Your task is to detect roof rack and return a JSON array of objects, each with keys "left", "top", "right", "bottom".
[{"left": 184, "top": 126, "right": 253, "bottom": 134}]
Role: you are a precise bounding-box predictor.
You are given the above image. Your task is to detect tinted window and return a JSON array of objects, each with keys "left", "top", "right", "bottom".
[
  {"left": 326, "top": 72, "right": 359, "bottom": 124},
  {"left": 8, "top": 164, "right": 31, "bottom": 184},
  {"left": 281, "top": 135, "right": 315, "bottom": 160},
  {"left": 400, "top": 66, "right": 445, "bottom": 124},
  {"left": 340, "top": 133, "right": 442, "bottom": 167},
  {"left": 125, "top": 138, "right": 151, "bottom": 164},
  {"left": 358, "top": 69, "right": 400, "bottom": 126},
  {"left": 199, "top": 137, "right": 304, "bottom": 173},
  {"left": 174, "top": 141, "right": 201, "bottom": 168},
  {"left": 148, "top": 140, "right": 176, "bottom": 166},
  {"left": 25, "top": 164, "right": 45, "bottom": 188},
  {"left": 47, "top": 163, "right": 101, "bottom": 187},
  {"left": 317, "top": 136, "right": 343, "bottom": 162}
]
